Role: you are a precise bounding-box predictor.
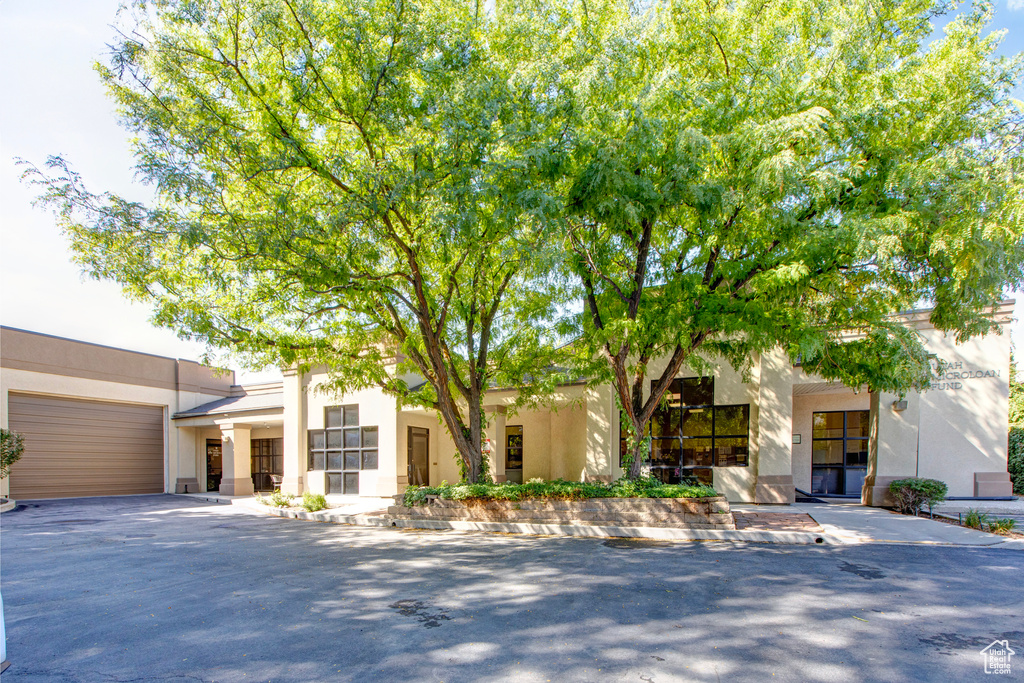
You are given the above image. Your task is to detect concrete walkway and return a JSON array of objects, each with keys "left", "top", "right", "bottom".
[
  {"left": 173, "top": 493, "right": 1024, "bottom": 548},
  {"left": 792, "top": 502, "right": 1023, "bottom": 547}
]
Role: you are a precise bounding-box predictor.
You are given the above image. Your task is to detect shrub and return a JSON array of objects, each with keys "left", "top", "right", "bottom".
[
  {"left": 256, "top": 489, "right": 295, "bottom": 508},
  {"left": 987, "top": 517, "right": 1016, "bottom": 535},
  {"left": 1009, "top": 426, "right": 1024, "bottom": 495},
  {"left": 1, "top": 428, "right": 26, "bottom": 480},
  {"left": 402, "top": 477, "right": 718, "bottom": 507},
  {"left": 963, "top": 508, "right": 988, "bottom": 529},
  {"left": 888, "top": 477, "right": 948, "bottom": 516},
  {"left": 301, "top": 492, "right": 327, "bottom": 512}
]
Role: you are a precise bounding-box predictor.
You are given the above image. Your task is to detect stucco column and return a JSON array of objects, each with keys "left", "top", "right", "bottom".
[
  {"left": 862, "top": 390, "right": 919, "bottom": 506},
  {"left": 219, "top": 423, "right": 254, "bottom": 496},
  {"left": 484, "top": 406, "right": 507, "bottom": 483},
  {"left": 281, "top": 368, "right": 306, "bottom": 495},
  {"left": 754, "top": 348, "right": 796, "bottom": 504},
  {"left": 585, "top": 384, "right": 616, "bottom": 483}
]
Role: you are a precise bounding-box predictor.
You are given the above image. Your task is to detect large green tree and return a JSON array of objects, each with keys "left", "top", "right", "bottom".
[
  {"left": 555, "top": 0, "right": 1024, "bottom": 477},
  {"left": 26, "top": 0, "right": 570, "bottom": 483}
]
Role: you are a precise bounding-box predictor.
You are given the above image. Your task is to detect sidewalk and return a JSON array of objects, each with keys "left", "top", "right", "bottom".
[
  {"left": 793, "top": 502, "right": 1022, "bottom": 547},
  {"left": 180, "top": 493, "right": 1024, "bottom": 548}
]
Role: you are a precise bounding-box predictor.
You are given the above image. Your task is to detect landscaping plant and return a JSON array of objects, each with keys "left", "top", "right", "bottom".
[
  {"left": 403, "top": 477, "right": 717, "bottom": 507},
  {"left": 888, "top": 478, "right": 948, "bottom": 517},
  {"left": 0, "top": 428, "right": 25, "bottom": 480},
  {"left": 963, "top": 508, "right": 989, "bottom": 530},
  {"left": 301, "top": 492, "right": 328, "bottom": 513},
  {"left": 256, "top": 490, "right": 295, "bottom": 508},
  {"left": 987, "top": 517, "right": 1017, "bottom": 535}
]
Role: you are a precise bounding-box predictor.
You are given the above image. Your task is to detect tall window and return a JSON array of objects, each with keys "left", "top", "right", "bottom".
[
  {"left": 251, "top": 438, "right": 283, "bottom": 492},
  {"left": 623, "top": 378, "right": 749, "bottom": 485},
  {"left": 811, "top": 411, "right": 868, "bottom": 495},
  {"left": 308, "top": 405, "right": 378, "bottom": 495}
]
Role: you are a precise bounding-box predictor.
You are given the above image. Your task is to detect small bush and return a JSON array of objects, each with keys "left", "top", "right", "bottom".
[
  {"left": 403, "top": 477, "right": 718, "bottom": 507},
  {"left": 302, "top": 492, "right": 327, "bottom": 512},
  {"left": 987, "top": 517, "right": 1016, "bottom": 535},
  {"left": 256, "top": 489, "right": 295, "bottom": 508},
  {"left": 963, "top": 508, "right": 988, "bottom": 529},
  {"left": 1, "top": 428, "right": 26, "bottom": 479},
  {"left": 888, "top": 477, "right": 948, "bottom": 516}
]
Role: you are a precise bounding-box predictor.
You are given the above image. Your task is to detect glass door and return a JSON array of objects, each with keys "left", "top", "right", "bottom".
[
  {"left": 505, "top": 426, "right": 524, "bottom": 484},
  {"left": 250, "top": 438, "right": 283, "bottom": 492},
  {"left": 811, "top": 411, "right": 869, "bottom": 495},
  {"left": 206, "top": 439, "right": 222, "bottom": 491}
]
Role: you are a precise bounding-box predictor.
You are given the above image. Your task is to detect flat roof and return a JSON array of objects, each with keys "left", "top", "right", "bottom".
[{"left": 0, "top": 325, "right": 197, "bottom": 364}]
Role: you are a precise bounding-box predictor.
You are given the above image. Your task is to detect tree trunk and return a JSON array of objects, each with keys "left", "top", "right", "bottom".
[{"left": 465, "top": 399, "right": 486, "bottom": 483}]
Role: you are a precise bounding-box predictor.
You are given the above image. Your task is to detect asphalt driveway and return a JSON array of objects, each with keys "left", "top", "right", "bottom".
[{"left": 1, "top": 495, "right": 1021, "bottom": 682}]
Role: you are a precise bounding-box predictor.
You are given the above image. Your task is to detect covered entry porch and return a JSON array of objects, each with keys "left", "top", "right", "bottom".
[{"left": 172, "top": 383, "right": 285, "bottom": 496}]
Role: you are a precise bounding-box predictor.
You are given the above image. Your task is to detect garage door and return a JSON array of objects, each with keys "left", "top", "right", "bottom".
[{"left": 7, "top": 393, "right": 165, "bottom": 499}]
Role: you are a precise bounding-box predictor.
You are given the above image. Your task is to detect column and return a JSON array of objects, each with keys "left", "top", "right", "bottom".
[
  {"left": 754, "top": 348, "right": 796, "bottom": 504},
  {"left": 484, "top": 406, "right": 507, "bottom": 482},
  {"left": 218, "top": 423, "right": 254, "bottom": 496},
  {"left": 862, "top": 390, "right": 920, "bottom": 506},
  {"left": 281, "top": 368, "right": 306, "bottom": 495},
  {"left": 585, "top": 384, "right": 615, "bottom": 483}
]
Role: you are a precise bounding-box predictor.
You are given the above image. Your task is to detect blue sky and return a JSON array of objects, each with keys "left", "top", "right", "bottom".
[{"left": 1, "top": 0, "right": 1022, "bottom": 381}]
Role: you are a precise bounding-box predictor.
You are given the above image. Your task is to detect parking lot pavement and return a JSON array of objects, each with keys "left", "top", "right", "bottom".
[{"left": 2, "top": 495, "right": 1022, "bottom": 683}]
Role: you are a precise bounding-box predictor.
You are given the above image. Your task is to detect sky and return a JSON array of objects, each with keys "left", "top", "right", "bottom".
[{"left": 1, "top": 0, "right": 1023, "bottom": 383}]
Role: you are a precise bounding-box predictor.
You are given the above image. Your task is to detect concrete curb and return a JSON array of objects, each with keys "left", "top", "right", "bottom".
[
  {"left": 255, "top": 504, "right": 842, "bottom": 544},
  {"left": 0, "top": 498, "right": 16, "bottom": 514}
]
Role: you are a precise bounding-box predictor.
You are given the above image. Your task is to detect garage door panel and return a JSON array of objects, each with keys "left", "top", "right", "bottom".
[{"left": 7, "top": 393, "right": 165, "bottom": 499}]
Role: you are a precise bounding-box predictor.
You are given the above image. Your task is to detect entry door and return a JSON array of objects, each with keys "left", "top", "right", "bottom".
[
  {"left": 407, "top": 427, "right": 429, "bottom": 486},
  {"left": 505, "top": 425, "right": 524, "bottom": 484},
  {"left": 206, "top": 440, "right": 222, "bottom": 492},
  {"left": 811, "top": 411, "right": 869, "bottom": 495}
]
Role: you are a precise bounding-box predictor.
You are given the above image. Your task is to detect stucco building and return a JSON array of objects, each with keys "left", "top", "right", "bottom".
[{"left": 1, "top": 302, "right": 1016, "bottom": 504}]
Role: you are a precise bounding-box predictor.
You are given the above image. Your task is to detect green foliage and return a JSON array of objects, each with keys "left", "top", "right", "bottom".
[
  {"left": 1009, "top": 428, "right": 1024, "bottom": 496},
  {"left": 963, "top": 508, "right": 989, "bottom": 529},
  {"left": 402, "top": 477, "right": 717, "bottom": 506},
  {"left": 301, "top": 492, "right": 327, "bottom": 512},
  {"left": 256, "top": 489, "right": 295, "bottom": 508},
  {"left": 987, "top": 517, "right": 1017, "bottom": 535},
  {"left": 22, "top": 0, "right": 574, "bottom": 484},
  {"left": 964, "top": 511, "right": 1015, "bottom": 535},
  {"left": 888, "top": 477, "right": 948, "bottom": 515},
  {"left": 554, "top": 0, "right": 1024, "bottom": 477},
  {"left": 0, "top": 428, "right": 25, "bottom": 480},
  {"left": 1009, "top": 359, "right": 1024, "bottom": 494}
]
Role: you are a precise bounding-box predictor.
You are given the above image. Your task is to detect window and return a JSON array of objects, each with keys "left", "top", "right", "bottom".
[
  {"left": 505, "top": 426, "right": 523, "bottom": 470},
  {"left": 626, "top": 378, "right": 749, "bottom": 486},
  {"left": 250, "top": 438, "right": 283, "bottom": 492},
  {"left": 307, "top": 405, "right": 378, "bottom": 495},
  {"left": 811, "top": 410, "right": 869, "bottom": 495}
]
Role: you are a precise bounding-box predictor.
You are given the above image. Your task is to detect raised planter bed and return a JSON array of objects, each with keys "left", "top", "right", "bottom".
[{"left": 388, "top": 495, "right": 735, "bottom": 530}]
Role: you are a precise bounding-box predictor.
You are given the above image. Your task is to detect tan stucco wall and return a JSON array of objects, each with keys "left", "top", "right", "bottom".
[
  {"left": 301, "top": 371, "right": 398, "bottom": 497},
  {"left": 915, "top": 325, "right": 1011, "bottom": 497}
]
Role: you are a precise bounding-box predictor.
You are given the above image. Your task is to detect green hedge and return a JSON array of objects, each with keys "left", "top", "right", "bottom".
[
  {"left": 403, "top": 477, "right": 718, "bottom": 507},
  {"left": 1009, "top": 426, "right": 1024, "bottom": 495}
]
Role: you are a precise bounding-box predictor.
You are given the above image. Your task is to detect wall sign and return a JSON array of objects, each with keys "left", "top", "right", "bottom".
[{"left": 931, "top": 360, "right": 1002, "bottom": 391}]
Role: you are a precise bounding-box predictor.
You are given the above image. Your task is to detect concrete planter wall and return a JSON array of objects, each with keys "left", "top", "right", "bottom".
[{"left": 388, "top": 495, "right": 735, "bottom": 530}]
